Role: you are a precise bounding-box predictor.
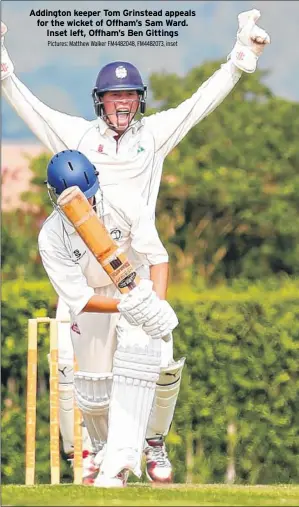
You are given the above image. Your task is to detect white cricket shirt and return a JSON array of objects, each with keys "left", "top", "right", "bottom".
[
  {"left": 3, "top": 61, "right": 242, "bottom": 215},
  {"left": 38, "top": 188, "right": 169, "bottom": 316}
]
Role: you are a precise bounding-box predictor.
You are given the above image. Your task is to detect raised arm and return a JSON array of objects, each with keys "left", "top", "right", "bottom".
[
  {"left": 145, "top": 9, "right": 270, "bottom": 158},
  {"left": 145, "top": 61, "right": 241, "bottom": 158},
  {"left": 1, "top": 22, "right": 90, "bottom": 153}
]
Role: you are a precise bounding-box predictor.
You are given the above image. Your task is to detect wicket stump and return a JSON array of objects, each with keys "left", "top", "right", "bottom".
[{"left": 25, "top": 317, "right": 83, "bottom": 485}]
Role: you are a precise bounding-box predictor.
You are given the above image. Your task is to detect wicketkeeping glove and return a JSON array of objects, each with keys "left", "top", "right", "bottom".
[
  {"left": 229, "top": 9, "right": 270, "bottom": 73},
  {"left": 1, "top": 22, "right": 14, "bottom": 80}
]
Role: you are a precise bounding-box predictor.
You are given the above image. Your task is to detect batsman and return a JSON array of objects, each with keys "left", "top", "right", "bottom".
[
  {"left": 40, "top": 149, "right": 180, "bottom": 487},
  {"left": 1, "top": 9, "right": 270, "bottom": 483}
]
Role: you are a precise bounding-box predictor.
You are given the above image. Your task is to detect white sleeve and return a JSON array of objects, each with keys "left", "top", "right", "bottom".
[
  {"left": 124, "top": 198, "right": 169, "bottom": 266},
  {"left": 38, "top": 234, "right": 94, "bottom": 316},
  {"left": 105, "top": 190, "right": 169, "bottom": 266},
  {"left": 2, "top": 73, "right": 91, "bottom": 152},
  {"left": 145, "top": 61, "right": 242, "bottom": 158}
]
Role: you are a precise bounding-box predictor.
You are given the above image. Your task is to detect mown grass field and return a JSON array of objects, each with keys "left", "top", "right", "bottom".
[{"left": 2, "top": 484, "right": 299, "bottom": 506}]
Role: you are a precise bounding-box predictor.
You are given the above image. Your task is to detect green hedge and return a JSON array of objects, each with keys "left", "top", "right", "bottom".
[
  {"left": 2, "top": 278, "right": 299, "bottom": 484},
  {"left": 170, "top": 281, "right": 299, "bottom": 484},
  {"left": 2, "top": 278, "right": 73, "bottom": 484}
]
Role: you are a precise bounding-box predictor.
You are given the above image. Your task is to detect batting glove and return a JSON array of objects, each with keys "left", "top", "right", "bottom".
[
  {"left": 142, "top": 300, "right": 179, "bottom": 340},
  {"left": 229, "top": 9, "right": 270, "bottom": 73},
  {"left": 1, "top": 22, "right": 14, "bottom": 80},
  {"left": 117, "top": 279, "right": 162, "bottom": 327}
]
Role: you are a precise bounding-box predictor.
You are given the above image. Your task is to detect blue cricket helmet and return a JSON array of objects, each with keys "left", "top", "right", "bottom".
[
  {"left": 46, "top": 150, "right": 99, "bottom": 199},
  {"left": 92, "top": 61, "right": 147, "bottom": 117}
]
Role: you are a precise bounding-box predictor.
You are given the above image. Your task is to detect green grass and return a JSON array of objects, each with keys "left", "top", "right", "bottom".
[{"left": 2, "top": 484, "right": 299, "bottom": 506}]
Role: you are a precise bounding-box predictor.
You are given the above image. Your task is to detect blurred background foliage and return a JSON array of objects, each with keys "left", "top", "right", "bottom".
[{"left": 2, "top": 60, "right": 299, "bottom": 484}]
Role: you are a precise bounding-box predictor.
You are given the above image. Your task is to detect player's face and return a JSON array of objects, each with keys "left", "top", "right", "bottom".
[{"left": 102, "top": 90, "right": 139, "bottom": 132}]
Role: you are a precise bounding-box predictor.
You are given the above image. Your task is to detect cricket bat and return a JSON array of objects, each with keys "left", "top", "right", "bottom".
[{"left": 57, "top": 186, "right": 141, "bottom": 294}]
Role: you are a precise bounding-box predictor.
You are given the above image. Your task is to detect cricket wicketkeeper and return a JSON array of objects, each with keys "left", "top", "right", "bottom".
[{"left": 1, "top": 9, "right": 270, "bottom": 483}]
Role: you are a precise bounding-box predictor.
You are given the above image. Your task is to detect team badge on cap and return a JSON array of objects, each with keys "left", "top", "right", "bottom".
[{"left": 115, "top": 66, "right": 127, "bottom": 79}]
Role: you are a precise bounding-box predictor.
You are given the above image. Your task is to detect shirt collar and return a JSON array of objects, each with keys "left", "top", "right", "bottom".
[
  {"left": 96, "top": 117, "right": 143, "bottom": 137},
  {"left": 61, "top": 217, "right": 76, "bottom": 235},
  {"left": 97, "top": 117, "right": 115, "bottom": 137}
]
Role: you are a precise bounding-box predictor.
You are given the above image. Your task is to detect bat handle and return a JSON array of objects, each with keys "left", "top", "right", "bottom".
[{"left": 101, "top": 248, "right": 141, "bottom": 294}]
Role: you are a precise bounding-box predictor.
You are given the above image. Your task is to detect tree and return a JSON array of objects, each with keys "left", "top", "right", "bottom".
[
  {"left": 2, "top": 152, "right": 52, "bottom": 280},
  {"left": 5, "top": 62, "right": 299, "bottom": 285},
  {"left": 149, "top": 62, "right": 299, "bottom": 283}
]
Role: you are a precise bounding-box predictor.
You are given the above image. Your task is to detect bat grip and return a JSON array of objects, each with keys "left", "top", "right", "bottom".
[{"left": 101, "top": 248, "right": 141, "bottom": 294}]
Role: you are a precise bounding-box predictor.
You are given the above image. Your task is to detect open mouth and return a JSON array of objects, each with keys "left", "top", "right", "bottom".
[{"left": 116, "top": 109, "right": 130, "bottom": 123}]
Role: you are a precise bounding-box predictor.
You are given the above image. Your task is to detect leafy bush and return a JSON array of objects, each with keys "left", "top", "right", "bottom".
[
  {"left": 170, "top": 282, "right": 299, "bottom": 484},
  {"left": 2, "top": 279, "right": 299, "bottom": 484},
  {"left": 2, "top": 278, "right": 72, "bottom": 484}
]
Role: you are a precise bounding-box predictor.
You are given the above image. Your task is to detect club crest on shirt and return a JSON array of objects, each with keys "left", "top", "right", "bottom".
[
  {"left": 110, "top": 228, "right": 122, "bottom": 241},
  {"left": 73, "top": 249, "right": 86, "bottom": 260}
]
